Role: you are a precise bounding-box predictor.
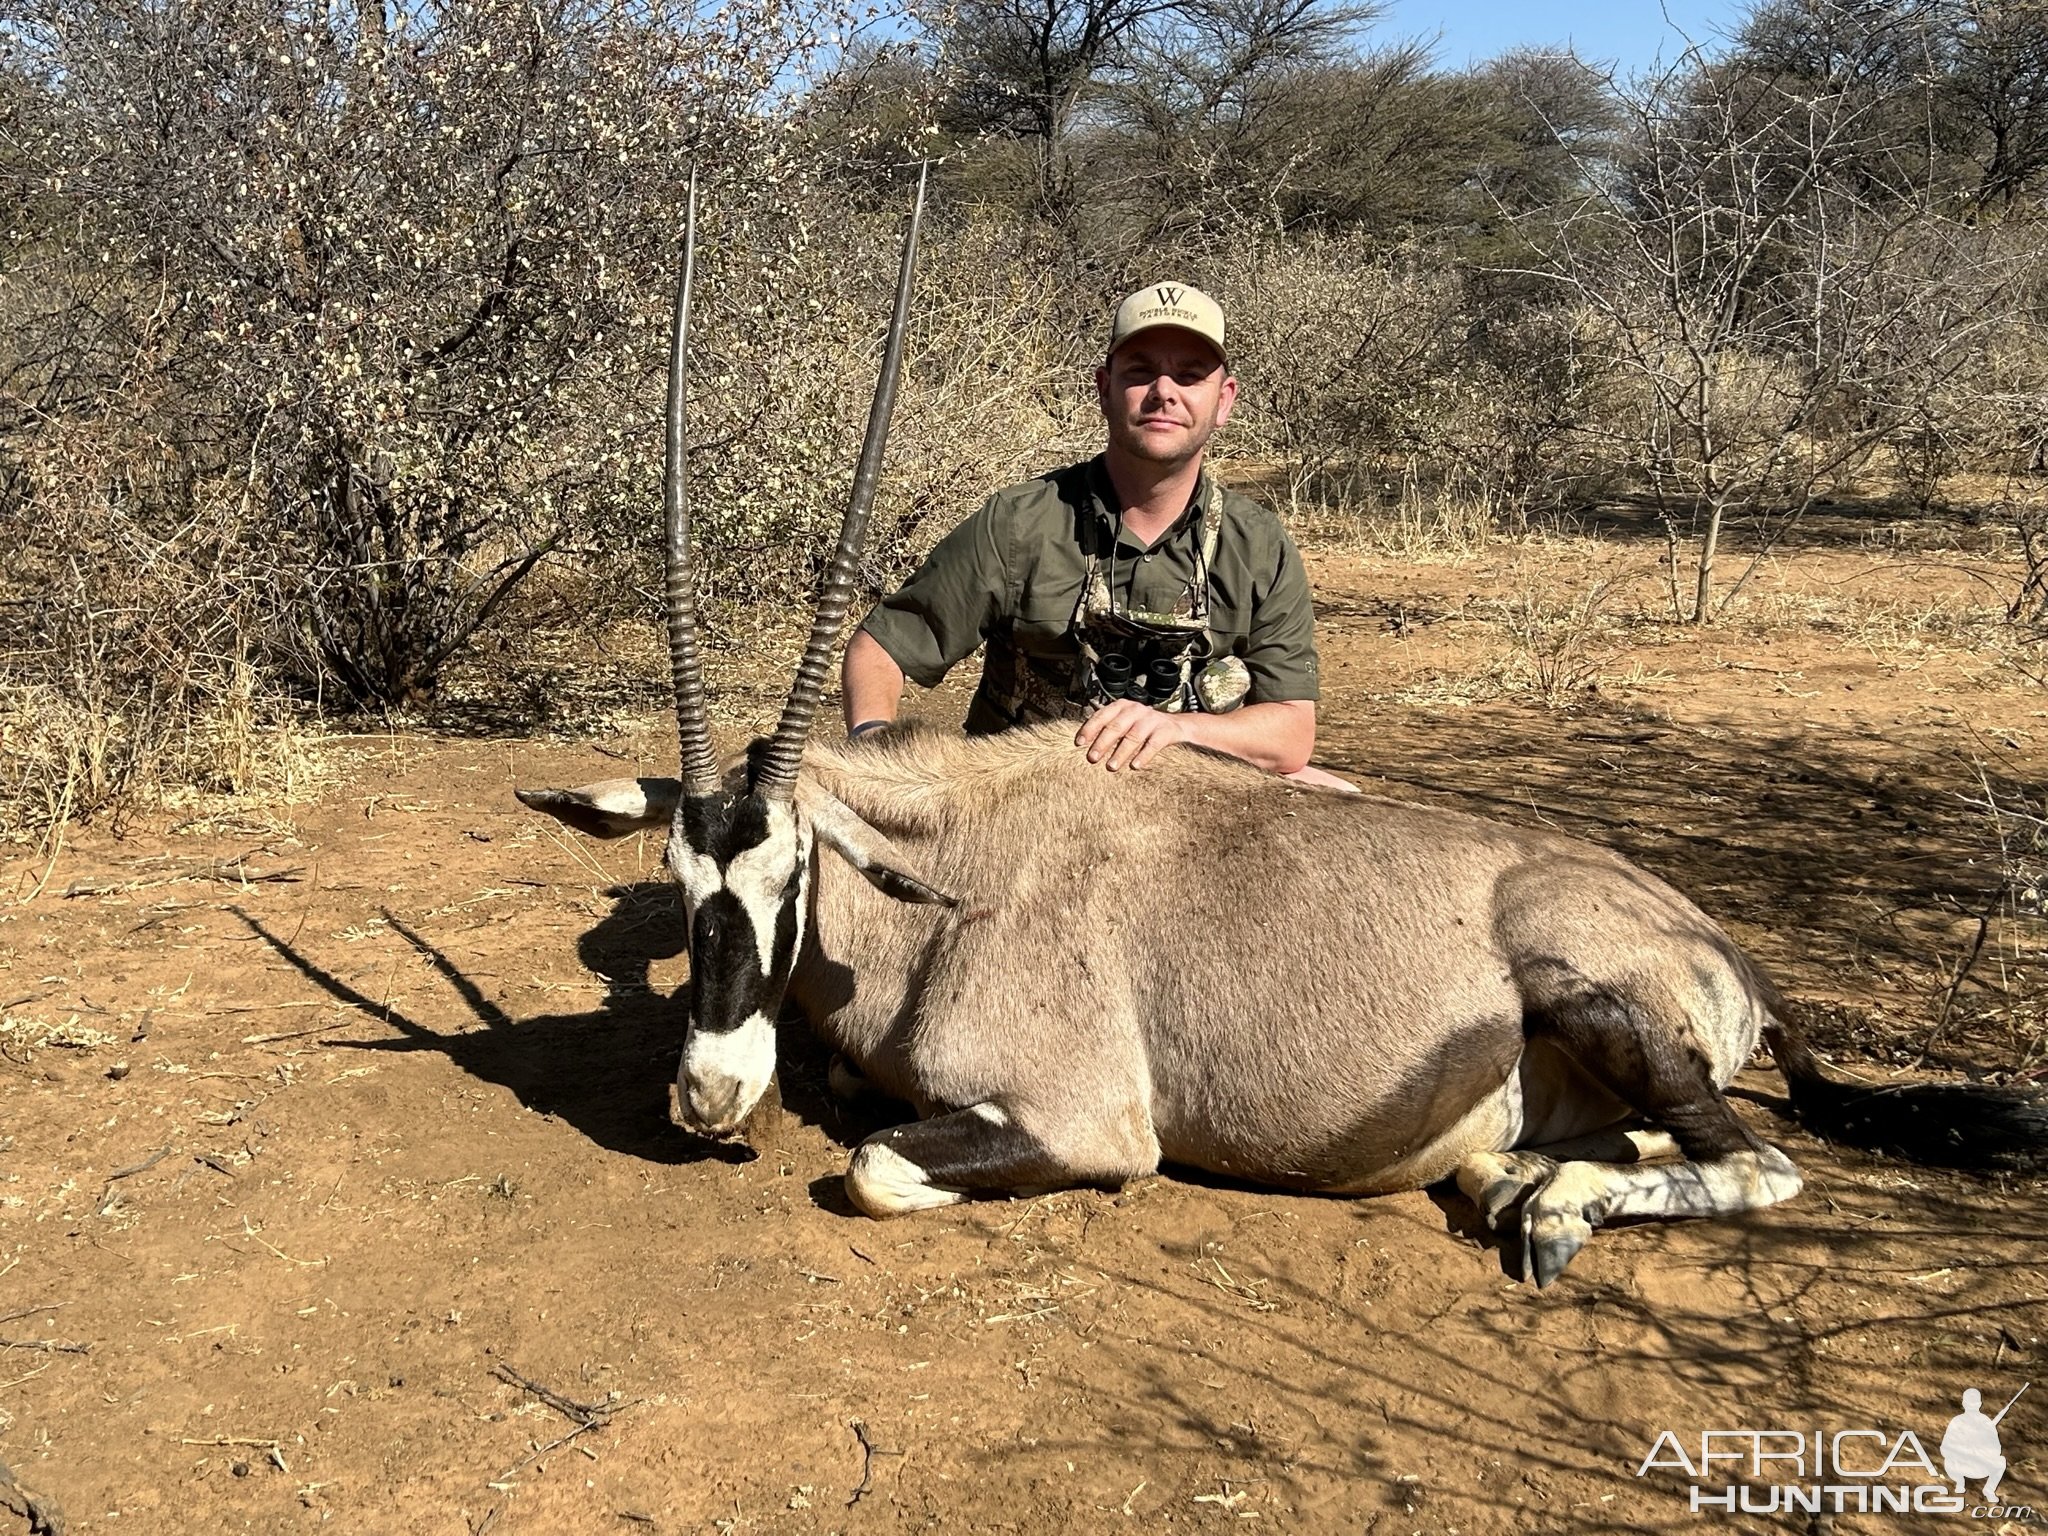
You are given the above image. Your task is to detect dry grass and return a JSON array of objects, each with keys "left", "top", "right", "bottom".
[
  {"left": 1498, "top": 574, "right": 1631, "bottom": 706},
  {"left": 1932, "top": 769, "right": 2048, "bottom": 1074},
  {"left": 1290, "top": 463, "right": 1516, "bottom": 561},
  {"left": 0, "top": 673, "right": 326, "bottom": 855},
  {"left": 1355, "top": 542, "right": 1661, "bottom": 710}
]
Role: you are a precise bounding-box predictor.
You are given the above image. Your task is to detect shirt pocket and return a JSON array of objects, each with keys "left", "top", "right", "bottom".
[
  {"left": 1011, "top": 587, "right": 1079, "bottom": 659},
  {"left": 1204, "top": 604, "right": 1255, "bottom": 659}
]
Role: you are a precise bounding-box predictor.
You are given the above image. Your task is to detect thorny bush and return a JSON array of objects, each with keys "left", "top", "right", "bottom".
[{"left": 0, "top": 0, "right": 884, "bottom": 711}]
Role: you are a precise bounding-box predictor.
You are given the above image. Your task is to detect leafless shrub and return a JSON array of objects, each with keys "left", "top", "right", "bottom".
[
  {"left": 1501, "top": 575, "right": 1625, "bottom": 707},
  {"left": 1930, "top": 768, "right": 2048, "bottom": 1074},
  {"left": 1517, "top": 35, "right": 2032, "bottom": 622},
  {"left": 2012, "top": 502, "right": 2048, "bottom": 633},
  {"left": 1213, "top": 233, "right": 1583, "bottom": 530}
]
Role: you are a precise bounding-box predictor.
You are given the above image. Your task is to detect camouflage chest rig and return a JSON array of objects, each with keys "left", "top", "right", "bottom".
[{"left": 977, "top": 478, "right": 1253, "bottom": 728}]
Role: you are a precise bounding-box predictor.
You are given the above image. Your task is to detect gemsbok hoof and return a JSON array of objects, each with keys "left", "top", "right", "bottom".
[
  {"left": 1523, "top": 1205, "right": 1594, "bottom": 1289},
  {"left": 1454, "top": 1150, "right": 1560, "bottom": 1232},
  {"left": 846, "top": 1139, "right": 965, "bottom": 1218}
]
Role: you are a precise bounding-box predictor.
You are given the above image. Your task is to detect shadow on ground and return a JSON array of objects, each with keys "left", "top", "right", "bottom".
[
  {"left": 235, "top": 888, "right": 901, "bottom": 1169},
  {"left": 1311, "top": 697, "right": 2044, "bottom": 1077}
]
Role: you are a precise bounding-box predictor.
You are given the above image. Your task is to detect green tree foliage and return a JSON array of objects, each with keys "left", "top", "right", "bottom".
[{"left": 0, "top": 0, "right": 854, "bottom": 707}]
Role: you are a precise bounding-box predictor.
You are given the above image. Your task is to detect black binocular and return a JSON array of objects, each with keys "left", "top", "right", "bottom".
[{"left": 1090, "top": 651, "right": 1183, "bottom": 706}]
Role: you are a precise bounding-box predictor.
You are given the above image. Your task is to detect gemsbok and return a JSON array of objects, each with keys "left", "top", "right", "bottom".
[{"left": 521, "top": 170, "right": 2046, "bottom": 1286}]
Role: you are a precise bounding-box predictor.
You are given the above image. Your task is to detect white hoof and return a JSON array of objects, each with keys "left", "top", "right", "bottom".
[{"left": 846, "top": 1142, "right": 965, "bottom": 1218}]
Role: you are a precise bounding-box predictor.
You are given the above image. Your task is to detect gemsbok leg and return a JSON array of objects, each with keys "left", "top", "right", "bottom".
[
  {"left": 1456, "top": 1128, "right": 1679, "bottom": 1229},
  {"left": 846, "top": 1101, "right": 1159, "bottom": 1217},
  {"left": 1457, "top": 988, "right": 1802, "bottom": 1287}
]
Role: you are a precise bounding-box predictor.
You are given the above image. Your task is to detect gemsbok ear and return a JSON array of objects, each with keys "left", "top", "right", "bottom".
[
  {"left": 802, "top": 787, "right": 958, "bottom": 908},
  {"left": 515, "top": 779, "right": 682, "bottom": 840}
]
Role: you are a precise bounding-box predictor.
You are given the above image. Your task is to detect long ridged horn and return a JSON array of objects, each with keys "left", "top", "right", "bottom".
[
  {"left": 665, "top": 169, "right": 722, "bottom": 799},
  {"left": 753, "top": 162, "right": 928, "bottom": 802}
]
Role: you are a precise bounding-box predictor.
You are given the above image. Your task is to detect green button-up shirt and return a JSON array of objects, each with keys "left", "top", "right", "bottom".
[{"left": 859, "top": 456, "right": 1320, "bottom": 733}]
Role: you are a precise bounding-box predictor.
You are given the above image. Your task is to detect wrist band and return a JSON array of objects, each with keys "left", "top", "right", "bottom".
[{"left": 848, "top": 720, "right": 891, "bottom": 740}]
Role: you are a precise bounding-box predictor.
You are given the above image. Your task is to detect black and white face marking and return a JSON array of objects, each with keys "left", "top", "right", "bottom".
[{"left": 668, "top": 791, "right": 812, "bottom": 1135}]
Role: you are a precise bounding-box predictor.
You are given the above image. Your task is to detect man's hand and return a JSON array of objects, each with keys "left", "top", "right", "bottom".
[{"left": 1076, "top": 700, "right": 1191, "bottom": 771}]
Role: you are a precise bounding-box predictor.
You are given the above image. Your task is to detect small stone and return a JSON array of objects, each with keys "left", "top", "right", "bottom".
[{"left": 231, "top": 1461, "right": 252, "bottom": 1478}]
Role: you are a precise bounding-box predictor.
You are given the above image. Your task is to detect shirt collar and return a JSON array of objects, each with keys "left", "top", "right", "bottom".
[{"left": 1085, "top": 454, "right": 1209, "bottom": 545}]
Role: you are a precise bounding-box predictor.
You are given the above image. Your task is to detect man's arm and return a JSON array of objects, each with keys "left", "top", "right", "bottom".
[
  {"left": 843, "top": 629, "right": 908, "bottom": 733},
  {"left": 1076, "top": 698, "right": 1314, "bottom": 775},
  {"left": 841, "top": 495, "right": 1009, "bottom": 736}
]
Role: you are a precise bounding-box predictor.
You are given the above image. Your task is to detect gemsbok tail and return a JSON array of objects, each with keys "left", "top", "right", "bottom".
[{"left": 1764, "top": 1020, "right": 2048, "bottom": 1175}]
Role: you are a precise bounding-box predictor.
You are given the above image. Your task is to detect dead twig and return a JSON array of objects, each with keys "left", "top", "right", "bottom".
[
  {"left": 104, "top": 1145, "right": 173, "bottom": 1183},
  {"left": 235, "top": 1216, "right": 324, "bottom": 1267},
  {"left": 208, "top": 864, "right": 305, "bottom": 887},
  {"left": 492, "top": 1415, "right": 609, "bottom": 1483},
  {"left": 98, "top": 1145, "right": 172, "bottom": 1209},
  {"left": 847, "top": 1418, "right": 903, "bottom": 1506},
  {"left": 217, "top": 1000, "right": 331, "bottom": 1017},
  {"left": 484, "top": 1394, "right": 640, "bottom": 1495},
  {"left": 240, "top": 1020, "right": 344, "bottom": 1043},
  {"left": 0, "top": 1304, "right": 68, "bottom": 1327},
  {"left": 0, "top": 1339, "right": 90, "bottom": 1356},
  {"left": 1924, "top": 907, "right": 1995, "bottom": 1064},
  {"left": 14, "top": 792, "right": 70, "bottom": 908},
  {"left": 489, "top": 1361, "right": 613, "bottom": 1426}
]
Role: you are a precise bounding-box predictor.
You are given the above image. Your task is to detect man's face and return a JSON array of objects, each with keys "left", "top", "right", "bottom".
[{"left": 1096, "top": 329, "right": 1238, "bottom": 469}]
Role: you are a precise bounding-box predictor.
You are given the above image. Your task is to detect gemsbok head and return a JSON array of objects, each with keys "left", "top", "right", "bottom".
[{"left": 530, "top": 168, "right": 946, "bottom": 1136}]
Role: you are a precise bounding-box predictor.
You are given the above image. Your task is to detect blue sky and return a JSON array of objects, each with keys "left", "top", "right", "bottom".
[{"left": 1376, "top": 1, "right": 1745, "bottom": 72}]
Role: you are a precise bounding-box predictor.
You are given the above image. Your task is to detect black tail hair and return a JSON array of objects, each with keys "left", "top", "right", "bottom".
[{"left": 1765, "top": 1022, "right": 2048, "bottom": 1175}]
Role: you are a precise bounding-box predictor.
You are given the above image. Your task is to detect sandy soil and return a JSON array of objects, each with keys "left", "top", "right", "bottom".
[{"left": 2, "top": 523, "right": 2044, "bottom": 1535}]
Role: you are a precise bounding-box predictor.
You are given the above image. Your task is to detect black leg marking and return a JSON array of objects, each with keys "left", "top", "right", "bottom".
[
  {"left": 1530, "top": 981, "right": 1758, "bottom": 1160},
  {"left": 1460, "top": 973, "right": 1804, "bottom": 1286},
  {"left": 845, "top": 1105, "right": 1117, "bottom": 1217}
]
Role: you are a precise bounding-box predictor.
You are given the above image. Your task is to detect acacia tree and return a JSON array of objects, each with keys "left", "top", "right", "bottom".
[
  {"left": 1946, "top": 0, "right": 2048, "bottom": 211},
  {"left": 1094, "top": 0, "right": 1377, "bottom": 238},
  {"left": 936, "top": 0, "right": 1170, "bottom": 223},
  {"left": 1, "top": 0, "right": 860, "bottom": 707},
  {"left": 1521, "top": 27, "right": 2016, "bottom": 621}
]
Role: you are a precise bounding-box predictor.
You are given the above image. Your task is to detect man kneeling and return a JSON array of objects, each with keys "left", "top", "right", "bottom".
[{"left": 843, "top": 281, "right": 1354, "bottom": 791}]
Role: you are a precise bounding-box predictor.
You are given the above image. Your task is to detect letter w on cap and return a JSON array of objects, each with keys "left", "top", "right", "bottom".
[{"left": 1155, "top": 285, "right": 1184, "bottom": 307}]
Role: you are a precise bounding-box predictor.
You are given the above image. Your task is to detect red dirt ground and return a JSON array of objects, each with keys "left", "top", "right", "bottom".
[{"left": 2, "top": 527, "right": 2043, "bottom": 1535}]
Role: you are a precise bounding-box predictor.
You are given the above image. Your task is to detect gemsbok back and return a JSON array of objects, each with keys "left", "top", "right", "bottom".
[{"left": 521, "top": 170, "right": 2046, "bottom": 1286}]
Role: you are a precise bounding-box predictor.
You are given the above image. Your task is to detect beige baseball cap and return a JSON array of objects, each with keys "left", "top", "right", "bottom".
[{"left": 1108, "top": 281, "right": 1227, "bottom": 363}]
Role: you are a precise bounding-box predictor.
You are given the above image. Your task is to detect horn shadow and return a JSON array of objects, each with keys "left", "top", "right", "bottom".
[{"left": 229, "top": 898, "right": 752, "bottom": 1166}]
